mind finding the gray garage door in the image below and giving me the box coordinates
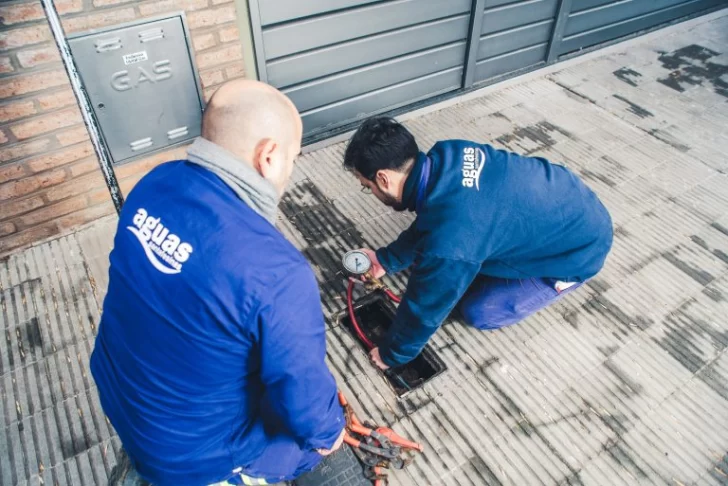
[473,0,560,84]
[251,0,472,137]
[248,0,722,139]
[556,0,726,56]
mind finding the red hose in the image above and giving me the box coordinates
[347,278,375,349]
[347,278,402,349]
[383,288,401,303]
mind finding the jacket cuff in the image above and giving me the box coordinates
[303,406,345,451]
[375,247,397,274]
[379,344,409,368]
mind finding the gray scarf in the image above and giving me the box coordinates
[187,138,279,224]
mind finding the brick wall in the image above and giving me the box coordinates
[0,0,248,256]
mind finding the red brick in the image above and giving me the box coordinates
[225,64,245,79]
[10,107,82,140]
[187,5,236,30]
[218,25,239,43]
[200,69,224,89]
[37,89,76,111]
[44,170,104,201]
[87,187,109,206]
[0,100,36,123]
[0,167,67,201]
[0,221,16,237]
[193,33,216,52]
[16,45,60,69]
[57,0,84,14]
[0,138,52,163]
[138,0,208,16]
[0,57,13,74]
[0,162,26,184]
[0,25,51,50]
[0,1,79,25]
[0,70,68,99]
[55,200,113,231]
[93,0,134,7]
[196,45,242,70]
[56,125,89,146]
[0,194,44,219]
[0,223,57,256]
[62,8,136,34]
[120,174,143,196]
[26,142,93,172]
[15,194,88,227]
[0,2,44,26]
[68,157,98,177]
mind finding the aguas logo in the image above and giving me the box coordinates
[127,208,193,274]
[462,147,486,190]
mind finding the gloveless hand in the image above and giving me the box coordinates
[369,347,390,370]
[359,248,386,279]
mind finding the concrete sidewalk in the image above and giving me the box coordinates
[2,10,728,486]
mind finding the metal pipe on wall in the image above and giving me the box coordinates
[39,0,125,214]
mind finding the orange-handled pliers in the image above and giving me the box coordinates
[339,391,399,459]
[338,391,424,451]
[365,465,389,486]
[338,390,423,485]
[374,427,424,453]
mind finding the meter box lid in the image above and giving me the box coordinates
[68,14,204,165]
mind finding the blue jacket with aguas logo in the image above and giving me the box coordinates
[90,161,343,485]
[376,140,613,366]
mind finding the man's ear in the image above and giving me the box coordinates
[375,170,389,190]
[253,138,277,175]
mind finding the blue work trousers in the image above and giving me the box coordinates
[460,276,583,330]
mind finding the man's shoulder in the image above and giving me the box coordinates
[117,161,306,281]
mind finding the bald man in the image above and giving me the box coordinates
[91,81,344,486]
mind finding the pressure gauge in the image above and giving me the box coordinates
[342,250,372,275]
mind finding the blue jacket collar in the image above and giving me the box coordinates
[401,152,430,212]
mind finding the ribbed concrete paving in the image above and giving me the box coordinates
[2,11,727,486]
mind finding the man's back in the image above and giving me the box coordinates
[91,161,340,485]
[420,140,613,282]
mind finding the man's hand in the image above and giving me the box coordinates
[369,347,390,370]
[317,428,345,456]
[360,248,386,279]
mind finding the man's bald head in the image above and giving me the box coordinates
[202,80,302,162]
[201,80,303,195]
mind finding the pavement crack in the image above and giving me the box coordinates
[549,79,599,105]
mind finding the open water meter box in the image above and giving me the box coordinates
[68,14,204,165]
[338,292,446,397]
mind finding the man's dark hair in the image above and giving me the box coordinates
[343,117,418,180]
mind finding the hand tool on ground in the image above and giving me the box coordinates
[338,390,423,485]
[373,427,425,453]
[364,465,389,486]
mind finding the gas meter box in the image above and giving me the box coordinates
[68,14,204,165]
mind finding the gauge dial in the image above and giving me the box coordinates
[342,250,372,275]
